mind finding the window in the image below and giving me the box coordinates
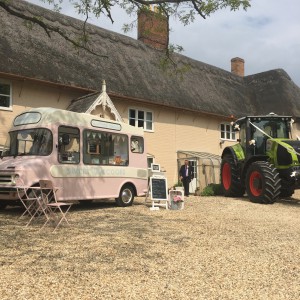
[220,123,236,141]
[129,109,153,131]
[2,128,53,157]
[58,126,80,164]
[147,157,154,169]
[83,130,129,165]
[131,136,144,153]
[0,81,11,109]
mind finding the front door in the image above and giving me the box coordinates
[189,160,197,194]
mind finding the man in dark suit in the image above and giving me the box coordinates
[179,159,194,197]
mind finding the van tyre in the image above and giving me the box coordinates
[221,154,245,197]
[246,161,281,204]
[116,185,134,207]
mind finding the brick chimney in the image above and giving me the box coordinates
[137,8,168,50]
[231,57,245,77]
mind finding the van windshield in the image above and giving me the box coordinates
[2,128,53,157]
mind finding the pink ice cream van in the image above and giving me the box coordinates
[0,107,148,209]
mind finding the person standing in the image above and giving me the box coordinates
[179,159,193,197]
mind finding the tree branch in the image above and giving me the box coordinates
[0,1,108,58]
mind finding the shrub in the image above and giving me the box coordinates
[200,183,223,196]
[173,181,183,188]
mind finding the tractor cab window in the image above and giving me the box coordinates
[251,119,289,139]
[250,119,289,154]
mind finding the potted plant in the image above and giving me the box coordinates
[173,181,184,192]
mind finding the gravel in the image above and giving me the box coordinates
[0,193,300,300]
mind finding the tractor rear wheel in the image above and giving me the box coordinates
[221,154,245,197]
[280,188,294,198]
[246,161,281,204]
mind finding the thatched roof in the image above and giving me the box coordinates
[1,0,300,118]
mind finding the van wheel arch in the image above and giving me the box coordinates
[115,183,136,207]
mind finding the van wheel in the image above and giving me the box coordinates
[116,185,134,207]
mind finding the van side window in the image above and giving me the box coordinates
[131,136,144,153]
[58,126,80,164]
[83,130,128,165]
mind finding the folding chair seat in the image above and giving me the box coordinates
[39,180,73,232]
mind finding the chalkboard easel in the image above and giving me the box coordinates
[148,175,168,210]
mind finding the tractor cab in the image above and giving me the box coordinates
[234,114,291,157]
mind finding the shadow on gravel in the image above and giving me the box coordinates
[226,195,300,207]
[276,197,300,207]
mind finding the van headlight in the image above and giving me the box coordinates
[11,174,19,186]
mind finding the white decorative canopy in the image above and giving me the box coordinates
[85,80,123,122]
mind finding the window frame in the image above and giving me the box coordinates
[58,126,80,164]
[220,122,236,141]
[128,108,154,132]
[0,79,12,110]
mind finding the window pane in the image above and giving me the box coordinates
[138,120,144,128]
[146,121,152,130]
[129,119,135,127]
[146,112,152,121]
[147,158,154,168]
[58,126,80,164]
[0,84,10,95]
[221,124,225,131]
[221,132,225,139]
[129,109,135,118]
[226,124,230,132]
[138,111,144,120]
[232,132,236,140]
[131,136,144,153]
[226,132,230,139]
[0,95,10,107]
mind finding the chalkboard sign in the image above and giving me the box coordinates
[150,176,168,201]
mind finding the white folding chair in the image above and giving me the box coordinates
[39,180,73,232]
[16,186,46,227]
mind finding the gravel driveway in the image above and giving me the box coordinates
[0,193,299,300]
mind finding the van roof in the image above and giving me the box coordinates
[12,107,144,136]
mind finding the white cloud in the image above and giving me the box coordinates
[25,0,300,86]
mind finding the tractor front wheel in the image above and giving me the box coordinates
[246,161,281,204]
[221,155,245,197]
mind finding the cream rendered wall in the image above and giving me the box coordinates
[3,78,299,191]
[0,77,86,146]
[113,98,232,188]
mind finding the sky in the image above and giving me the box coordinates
[26,0,300,87]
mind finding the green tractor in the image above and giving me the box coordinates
[221,113,300,204]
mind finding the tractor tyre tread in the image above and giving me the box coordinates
[221,154,245,197]
[246,161,281,204]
